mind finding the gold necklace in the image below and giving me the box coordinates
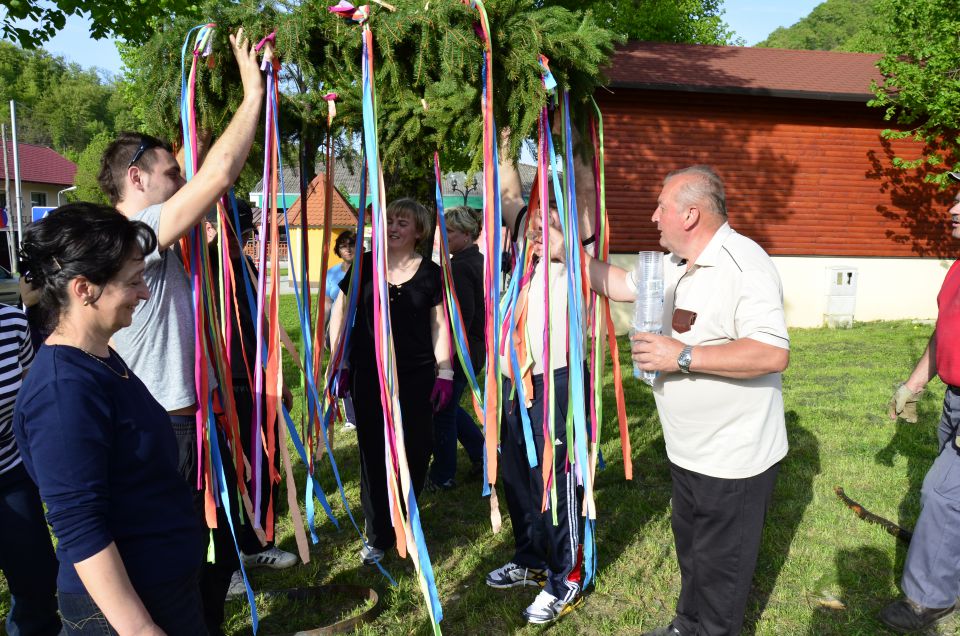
[77,347,129,380]
[387,254,420,285]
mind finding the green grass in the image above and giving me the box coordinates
[4,315,960,635]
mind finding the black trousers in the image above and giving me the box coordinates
[172,416,240,636]
[669,461,780,636]
[231,381,282,554]
[501,367,585,601]
[0,464,61,636]
[352,364,435,551]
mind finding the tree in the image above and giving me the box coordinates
[2,0,201,48]
[121,0,618,202]
[547,0,739,45]
[0,41,129,157]
[868,0,960,182]
[757,0,886,53]
[71,131,113,205]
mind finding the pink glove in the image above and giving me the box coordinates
[430,377,453,413]
[331,368,350,398]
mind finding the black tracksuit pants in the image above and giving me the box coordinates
[501,366,585,601]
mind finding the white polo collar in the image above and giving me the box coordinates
[690,222,734,268]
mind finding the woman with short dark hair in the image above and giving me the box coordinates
[325,230,359,431]
[13,202,206,635]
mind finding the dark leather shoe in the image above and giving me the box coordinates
[641,625,682,636]
[880,598,956,633]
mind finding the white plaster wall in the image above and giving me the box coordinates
[605,253,953,333]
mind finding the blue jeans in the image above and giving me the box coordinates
[58,570,206,635]
[0,463,60,636]
[429,377,484,484]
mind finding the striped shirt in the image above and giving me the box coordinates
[0,304,35,476]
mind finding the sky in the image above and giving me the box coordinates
[10,1,826,76]
[724,0,824,46]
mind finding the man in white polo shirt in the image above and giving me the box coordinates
[579,165,789,636]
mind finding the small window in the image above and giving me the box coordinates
[30,192,46,207]
[0,191,6,208]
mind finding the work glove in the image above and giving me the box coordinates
[330,368,350,399]
[888,382,921,423]
[431,377,453,413]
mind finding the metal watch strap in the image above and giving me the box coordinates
[678,345,693,374]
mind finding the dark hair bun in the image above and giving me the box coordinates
[18,202,157,330]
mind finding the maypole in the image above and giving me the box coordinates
[329,2,443,630]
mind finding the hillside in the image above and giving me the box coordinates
[756,0,886,53]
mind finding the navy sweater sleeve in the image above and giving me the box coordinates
[19,377,114,564]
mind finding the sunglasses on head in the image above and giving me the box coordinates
[127,139,160,169]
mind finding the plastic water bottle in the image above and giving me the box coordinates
[631,251,663,386]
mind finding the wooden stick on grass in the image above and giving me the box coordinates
[834,486,913,545]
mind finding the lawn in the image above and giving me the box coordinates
[2,315,957,635]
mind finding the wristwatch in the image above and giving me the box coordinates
[677,345,693,374]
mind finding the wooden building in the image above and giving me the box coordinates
[598,42,954,328]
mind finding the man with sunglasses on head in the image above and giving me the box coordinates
[95,29,273,636]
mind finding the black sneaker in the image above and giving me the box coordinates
[485,561,547,588]
[425,477,456,493]
[880,598,956,633]
[468,459,484,480]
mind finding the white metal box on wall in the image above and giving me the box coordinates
[825,266,858,328]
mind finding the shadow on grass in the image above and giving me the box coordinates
[875,407,940,578]
[806,546,893,636]
[743,411,820,635]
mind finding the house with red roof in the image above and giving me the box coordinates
[282,173,360,283]
[0,141,77,215]
[597,42,950,328]
[0,142,76,270]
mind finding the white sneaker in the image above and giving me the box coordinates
[226,570,246,600]
[523,589,582,624]
[241,546,298,569]
[360,544,384,565]
[342,421,356,431]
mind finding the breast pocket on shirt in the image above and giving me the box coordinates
[672,308,698,334]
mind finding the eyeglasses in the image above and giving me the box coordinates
[127,139,158,169]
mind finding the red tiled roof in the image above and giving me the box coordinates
[0,141,76,186]
[281,173,357,228]
[605,42,883,101]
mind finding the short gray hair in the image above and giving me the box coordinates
[664,165,727,219]
[445,206,481,241]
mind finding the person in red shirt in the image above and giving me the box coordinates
[883,172,960,633]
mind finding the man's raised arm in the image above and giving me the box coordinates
[157,29,270,250]
[499,130,527,235]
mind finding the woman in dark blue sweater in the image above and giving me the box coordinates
[13,203,205,635]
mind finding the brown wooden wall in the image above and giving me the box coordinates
[595,89,956,258]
